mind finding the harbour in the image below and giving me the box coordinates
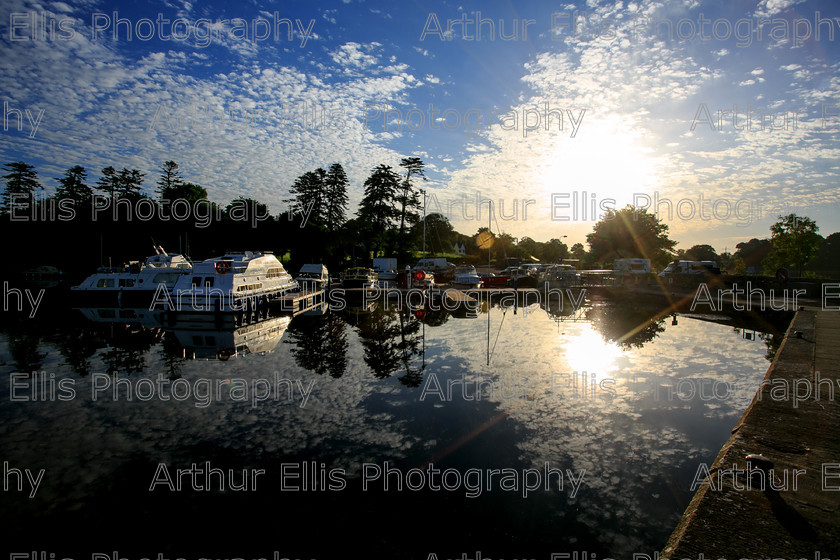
[0,274,804,556]
[3,0,840,553]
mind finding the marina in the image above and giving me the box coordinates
[3,0,840,554]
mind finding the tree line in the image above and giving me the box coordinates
[2,160,837,278]
[0,157,439,275]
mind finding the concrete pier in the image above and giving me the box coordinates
[661,308,840,557]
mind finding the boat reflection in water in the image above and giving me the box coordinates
[75,306,292,361]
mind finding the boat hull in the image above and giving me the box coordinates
[70,287,170,308]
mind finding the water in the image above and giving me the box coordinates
[0,287,788,558]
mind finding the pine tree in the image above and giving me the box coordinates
[55,165,92,207]
[156,160,184,200]
[397,157,424,234]
[357,164,400,255]
[397,157,425,254]
[323,163,349,233]
[358,164,400,230]
[1,161,43,215]
[96,166,118,200]
[115,168,146,200]
[288,168,326,228]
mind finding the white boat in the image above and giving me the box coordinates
[71,245,192,305]
[374,268,398,282]
[168,251,298,312]
[449,264,483,289]
[372,258,398,282]
[295,264,329,291]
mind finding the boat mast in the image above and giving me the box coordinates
[421,189,426,258]
[487,199,491,366]
[488,200,492,270]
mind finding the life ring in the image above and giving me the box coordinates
[215,260,231,274]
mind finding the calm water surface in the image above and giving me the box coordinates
[0,287,788,558]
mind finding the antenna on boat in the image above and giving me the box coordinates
[151,238,166,256]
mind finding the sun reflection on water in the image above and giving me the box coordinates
[561,325,624,381]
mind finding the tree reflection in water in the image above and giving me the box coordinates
[586,302,667,348]
[353,304,426,386]
[285,314,348,378]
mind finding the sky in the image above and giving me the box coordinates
[1,0,839,253]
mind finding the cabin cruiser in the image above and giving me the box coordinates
[340,267,377,291]
[168,251,298,312]
[372,259,398,282]
[295,264,329,291]
[449,264,483,289]
[71,245,192,306]
[374,268,397,282]
[539,264,581,288]
[504,266,538,288]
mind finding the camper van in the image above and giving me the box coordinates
[613,258,651,275]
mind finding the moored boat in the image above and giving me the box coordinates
[478,271,509,288]
[295,264,329,291]
[449,264,483,289]
[168,251,298,312]
[71,245,192,306]
[340,267,377,291]
[539,264,581,288]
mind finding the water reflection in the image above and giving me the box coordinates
[46,294,788,381]
[285,312,349,378]
[0,288,793,557]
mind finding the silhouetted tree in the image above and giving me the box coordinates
[586,206,676,269]
[357,164,400,256]
[156,160,185,200]
[323,163,349,233]
[55,165,93,209]
[1,161,42,215]
[763,214,822,276]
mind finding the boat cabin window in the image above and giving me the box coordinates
[266,268,285,278]
[118,278,136,288]
[153,273,180,284]
[236,283,263,292]
[96,279,115,288]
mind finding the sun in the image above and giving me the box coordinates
[533,115,664,225]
